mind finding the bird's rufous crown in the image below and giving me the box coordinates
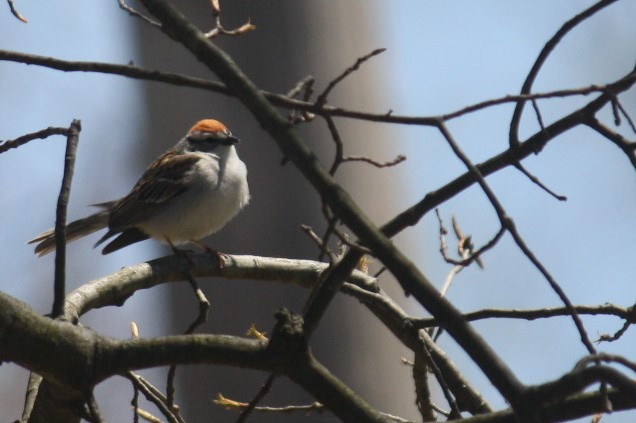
[188,119,228,135]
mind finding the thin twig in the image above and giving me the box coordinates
[19,373,43,422]
[597,320,632,343]
[216,393,324,414]
[166,271,210,411]
[0,126,70,154]
[6,0,27,22]
[318,205,338,261]
[586,118,636,169]
[411,303,636,329]
[325,115,345,175]
[614,97,636,134]
[316,48,386,106]
[575,354,636,373]
[204,0,254,39]
[236,374,277,423]
[117,0,160,26]
[136,408,163,423]
[342,154,406,168]
[509,0,620,146]
[514,163,568,201]
[286,76,315,123]
[531,98,548,141]
[418,335,462,419]
[131,378,140,423]
[436,121,597,356]
[436,210,500,270]
[300,224,326,249]
[52,120,81,318]
[300,224,336,261]
[127,373,180,423]
[286,75,315,99]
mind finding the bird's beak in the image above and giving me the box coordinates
[226,135,240,145]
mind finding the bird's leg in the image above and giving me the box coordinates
[189,240,227,269]
[167,238,196,265]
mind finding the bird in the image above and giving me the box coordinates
[29,118,249,257]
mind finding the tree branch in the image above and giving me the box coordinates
[508,0,621,146]
[52,120,81,318]
[62,254,378,322]
[1,290,389,423]
[0,125,70,154]
[138,0,527,408]
[411,303,636,328]
[381,67,636,238]
[1,49,633,129]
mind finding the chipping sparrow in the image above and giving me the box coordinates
[29,119,249,256]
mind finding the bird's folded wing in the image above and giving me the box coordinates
[108,151,201,230]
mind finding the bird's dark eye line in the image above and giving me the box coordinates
[189,134,221,142]
[188,132,238,146]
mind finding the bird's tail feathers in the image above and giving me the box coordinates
[28,211,110,257]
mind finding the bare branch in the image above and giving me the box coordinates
[509,0,621,146]
[380,69,636,240]
[514,162,568,201]
[597,319,632,343]
[342,154,406,168]
[412,349,435,421]
[614,96,636,134]
[1,49,634,129]
[586,117,636,169]
[204,0,254,39]
[52,120,81,318]
[300,224,337,262]
[0,126,69,154]
[19,373,43,422]
[117,0,160,26]
[236,374,277,423]
[62,254,379,322]
[166,271,209,413]
[575,354,636,374]
[126,373,180,423]
[316,48,386,106]
[6,0,27,22]
[215,393,324,414]
[438,121,598,356]
[411,303,636,329]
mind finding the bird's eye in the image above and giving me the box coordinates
[188,130,238,146]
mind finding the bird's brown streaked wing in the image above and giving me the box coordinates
[108,151,201,230]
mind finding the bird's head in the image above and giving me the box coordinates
[185,119,240,152]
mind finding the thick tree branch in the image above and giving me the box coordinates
[62,254,378,322]
[0,291,388,423]
[64,251,493,416]
[450,389,635,423]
